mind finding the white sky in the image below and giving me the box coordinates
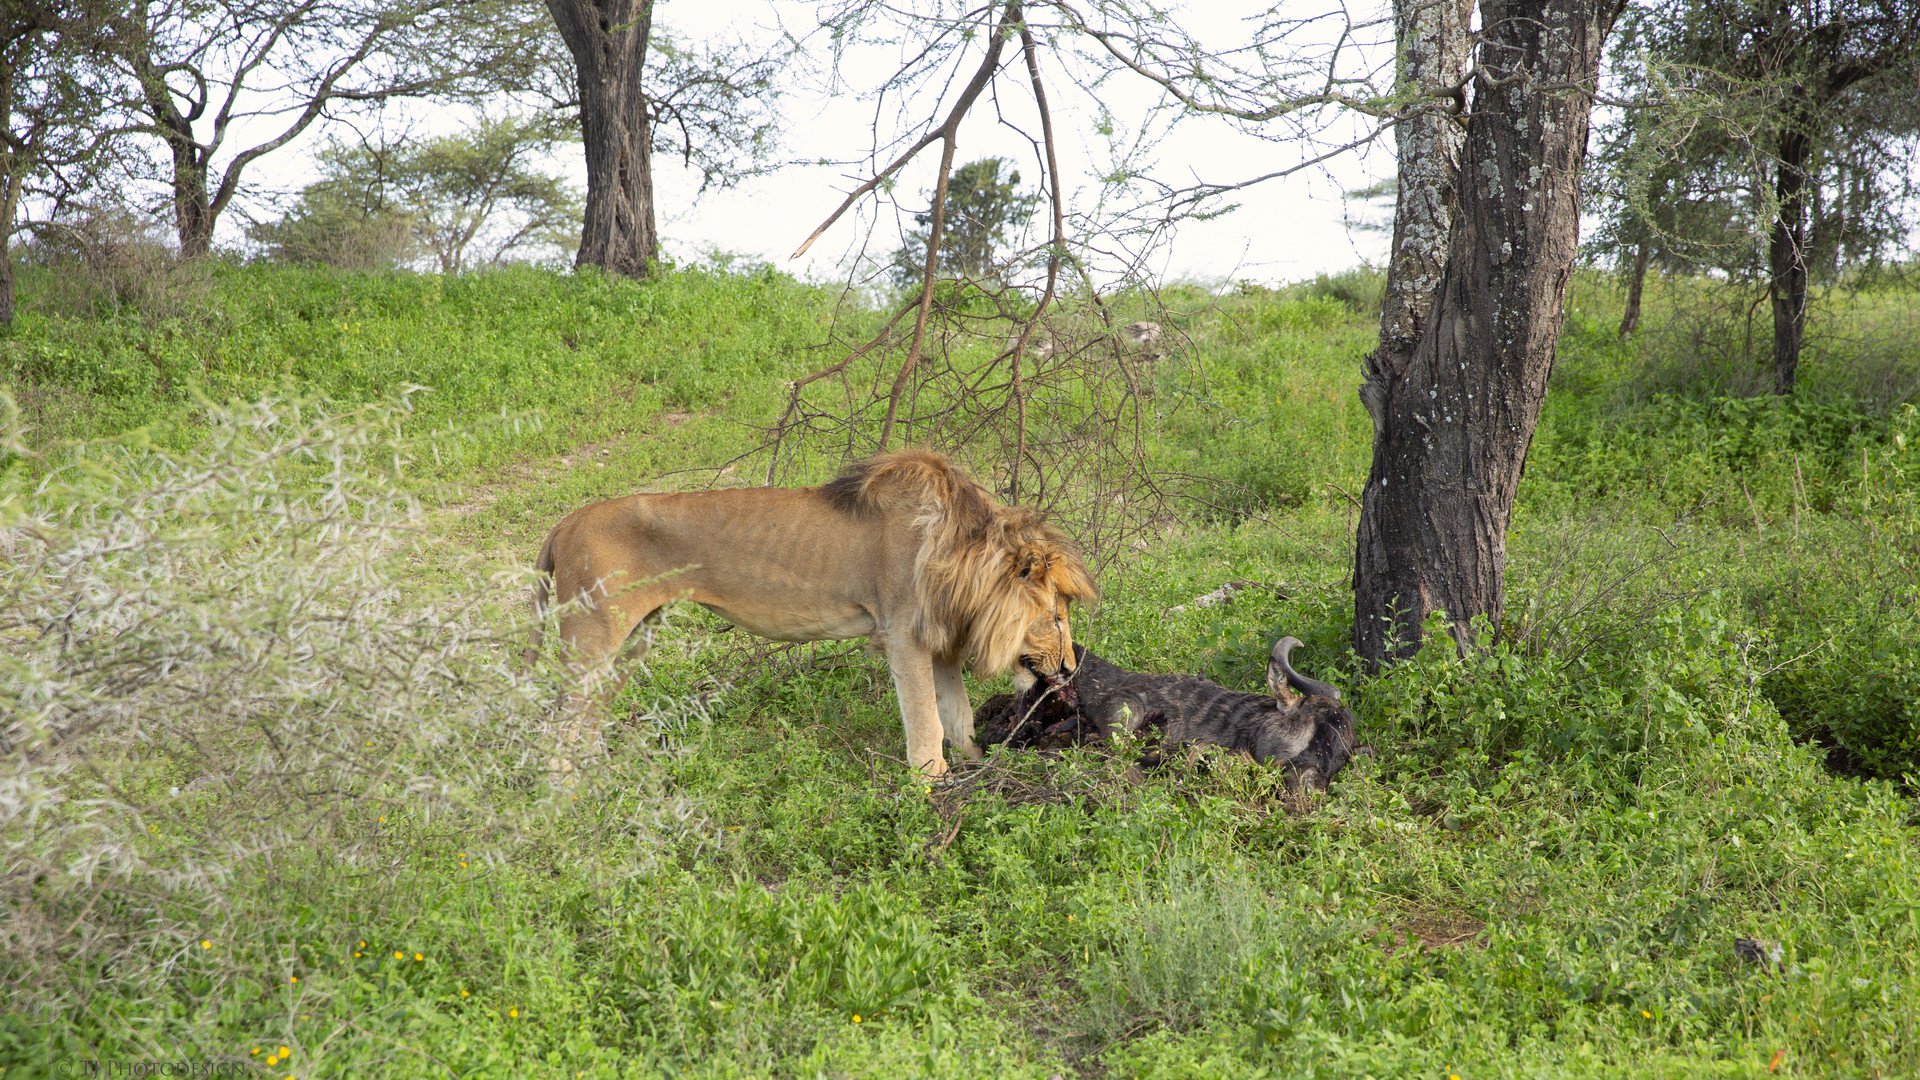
[234,0,1398,286]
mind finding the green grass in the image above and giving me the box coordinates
[4,262,1919,1078]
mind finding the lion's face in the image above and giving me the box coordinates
[1013,596,1077,689]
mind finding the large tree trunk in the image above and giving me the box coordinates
[1768,126,1811,395]
[0,240,13,325]
[545,0,658,278]
[1373,0,1473,360]
[1354,0,1622,666]
[128,42,217,259]
[0,57,16,326]
[170,141,213,259]
[1619,237,1650,336]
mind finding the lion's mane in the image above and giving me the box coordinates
[820,451,1096,674]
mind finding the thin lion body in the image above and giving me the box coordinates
[531,450,1095,776]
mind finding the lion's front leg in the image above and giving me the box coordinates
[932,658,980,760]
[886,640,948,778]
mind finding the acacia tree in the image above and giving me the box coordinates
[0,0,111,322]
[539,1,780,277]
[889,156,1038,287]
[104,0,542,259]
[248,117,580,272]
[1353,0,1626,665]
[1620,0,1920,393]
[541,0,655,277]
[385,115,580,273]
[1586,107,1764,335]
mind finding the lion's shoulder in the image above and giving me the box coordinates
[816,449,993,523]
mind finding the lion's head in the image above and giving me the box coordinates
[825,450,1096,678]
[956,533,1095,679]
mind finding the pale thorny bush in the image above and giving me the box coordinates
[1078,860,1372,1044]
[0,392,692,1009]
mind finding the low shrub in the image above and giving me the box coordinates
[1760,405,1920,780]
[0,392,689,1023]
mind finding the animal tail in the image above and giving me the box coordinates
[526,526,558,667]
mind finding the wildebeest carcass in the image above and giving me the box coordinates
[974,637,1358,791]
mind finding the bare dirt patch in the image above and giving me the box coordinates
[1383,905,1485,954]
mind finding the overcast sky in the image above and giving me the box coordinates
[239,0,1400,287]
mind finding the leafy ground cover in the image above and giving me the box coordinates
[3,262,1918,1078]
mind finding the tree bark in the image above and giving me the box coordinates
[0,48,17,326]
[545,0,658,278]
[1768,126,1810,395]
[168,136,213,259]
[1354,0,1623,666]
[0,163,19,325]
[1619,237,1650,335]
[124,24,216,259]
[1374,0,1473,361]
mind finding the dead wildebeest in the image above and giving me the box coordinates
[974,637,1358,791]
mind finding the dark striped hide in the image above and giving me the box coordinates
[975,637,1358,791]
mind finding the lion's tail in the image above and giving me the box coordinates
[527,526,558,667]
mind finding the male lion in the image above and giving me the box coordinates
[530,450,1096,776]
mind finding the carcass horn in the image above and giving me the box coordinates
[1270,636,1341,701]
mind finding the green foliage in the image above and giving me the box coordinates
[248,117,583,273]
[1299,264,1386,316]
[601,879,949,1046]
[1079,861,1371,1043]
[1759,405,1920,779]
[3,262,1919,1077]
[890,157,1040,287]
[0,262,835,465]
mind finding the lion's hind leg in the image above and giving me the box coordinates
[549,577,674,781]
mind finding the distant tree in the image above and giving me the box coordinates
[249,116,580,272]
[244,139,417,270]
[538,0,780,278]
[1608,0,1920,392]
[103,0,545,259]
[1587,107,1764,335]
[384,116,579,273]
[889,156,1037,288]
[1,0,113,323]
